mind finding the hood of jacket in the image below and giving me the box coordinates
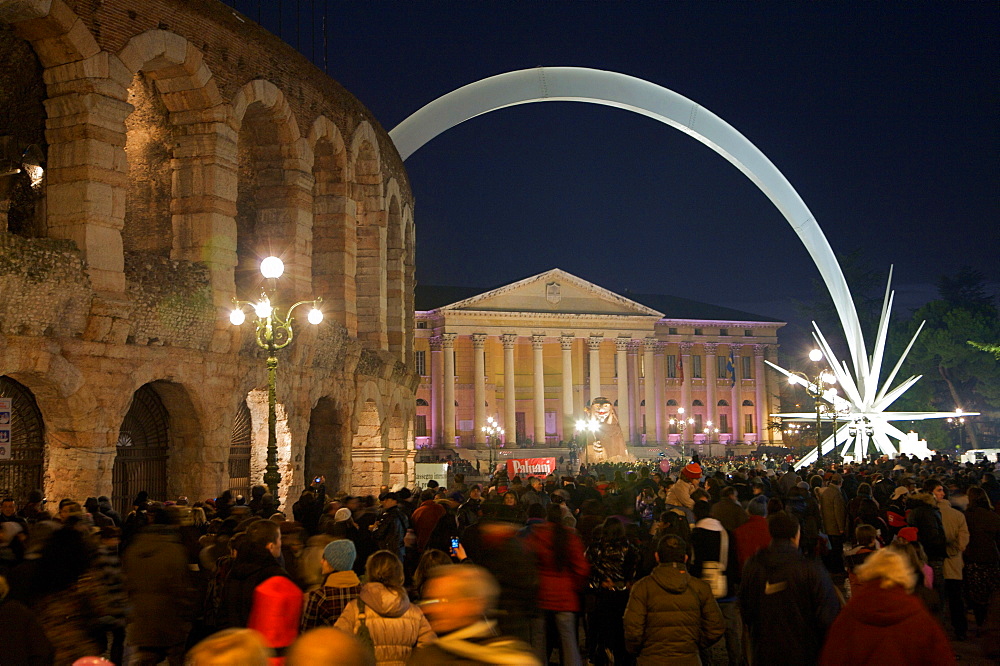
[359,581,411,617]
[650,562,691,594]
[907,492,937,508]
[848,583,923,627]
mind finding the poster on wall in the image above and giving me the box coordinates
[0,398,11,460]
[414,462,449,488]
[506,457,557,478]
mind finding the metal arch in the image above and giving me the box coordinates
[389,67,866,371]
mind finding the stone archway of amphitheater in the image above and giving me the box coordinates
[389,67,866,365]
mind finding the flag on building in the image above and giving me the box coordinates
[727,349,736,386]
[678,349,684,384]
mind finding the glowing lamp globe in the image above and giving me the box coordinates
[229,309,246,326]
[307,308,324,325]
[254,300,273,319]
[808,349,824,363]
[260,256,284,279]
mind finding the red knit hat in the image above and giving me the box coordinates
[897,526,919,543]
[681,463,702,480]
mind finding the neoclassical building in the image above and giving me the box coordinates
[414,269,786,455]
[0,0,417,508]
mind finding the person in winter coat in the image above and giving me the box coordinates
[818,474,848,574]
[930,480,970,639]
[219,519,290,629]
[522,504,590,666]
[623,534,724,665]
[963,486,1000,630]
[123,507,197,665]
[818,548,954,665]
[689,500,741,666]
[710,486,748,533]
[372,493,409,561]
[301,539,362,630]
[785,483,821,558]
[906,486,948,594]
[739,512,841,666]
[585,516,640,665]
[407,564,540,666]
[334,550,434,665]
[0,574,53,666]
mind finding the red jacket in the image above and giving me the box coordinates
[523,522,590,611]
[410,500,446,551]
[819,582,954,666]
[733,515,770,569]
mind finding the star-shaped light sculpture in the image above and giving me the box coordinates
[767,268,979,467]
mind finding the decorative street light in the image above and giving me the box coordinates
[946,409,968,450]
[669,407,696,459]
[481,415,504,477]
[575,416,600,467]
[230,257,323,498]
[787,348,838,466]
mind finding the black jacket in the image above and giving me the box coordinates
[739,541,840,665]
[218,549,289,629]
[373,505,408,559]
[906,493,947,560]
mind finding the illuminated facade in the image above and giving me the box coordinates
[413,269,785,455]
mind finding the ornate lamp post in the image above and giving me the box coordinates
[946,409,967,450]
[669,407,696,459]
[575,417,600,467]
[230,257,323,498]
[481,415,504,477]
[787,348,838,467]
[703,422,720,454]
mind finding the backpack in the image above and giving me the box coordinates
[354,598,377,661]
[700,528,729,598]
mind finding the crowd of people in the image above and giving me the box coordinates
[1,452,999,665]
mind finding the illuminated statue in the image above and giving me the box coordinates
[585,397,631,462]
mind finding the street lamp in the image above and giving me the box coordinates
[703,422,720,454]
[230,256,323,498]
[482,415,504,477]
[575,417,600,466]
[946,409,967,450]
[669,407,696,459]
[788,348,837,467]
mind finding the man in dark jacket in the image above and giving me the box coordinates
[623,534,724,665]
[710,486,748,533]
[906,486,948,595]
[218,519,289,629]
[372,492,408,560]
[739,512,840,666]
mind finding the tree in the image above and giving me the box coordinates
[891,269,1000,449]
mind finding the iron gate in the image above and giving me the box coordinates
[112,384,169,515]
[0,376,44,503]
[228,401,252,498]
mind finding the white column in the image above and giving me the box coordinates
[473,334,487,446]
[680,342,692,420]
[643,338,657,444]
[616,337,630,443]
[754,344,768,444]
[704,343,717,432]
[430,336,442,445]
[654,341,666,442]
[560,335,575,440]
[730,344,743,442]
[588,335,603,405]
[502,334,517,443]
[532,335,546,445]
[442,333,456,446]
[627,340,640,443]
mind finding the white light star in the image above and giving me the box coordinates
[767,268,978,467]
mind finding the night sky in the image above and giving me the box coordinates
[238,1,998,336]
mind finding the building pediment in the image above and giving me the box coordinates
[438,269,663,318]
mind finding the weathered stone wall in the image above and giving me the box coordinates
[0,233,90,336]
[0,0,418,503]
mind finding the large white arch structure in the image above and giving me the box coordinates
[389,66,868,375]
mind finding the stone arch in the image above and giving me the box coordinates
[2,0,101,69]
[308,115,356,334]
[0,375,45,502]
[231,79,313,301]
[116,28,231,292]
[390,67,867,370]
[666,399,678,406]
[402,204,416,365]
[385,179,405,358]
[306,395,351,494]
[742,400,754,406]
[350,121,386,348]
[718,399,729,407]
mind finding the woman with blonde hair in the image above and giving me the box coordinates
[186,628,271,666]
[819,548,954,665]
[335,550,434,665]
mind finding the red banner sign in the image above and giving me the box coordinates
[506,457,557,477]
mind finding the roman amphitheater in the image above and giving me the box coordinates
[0,0,418,509]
